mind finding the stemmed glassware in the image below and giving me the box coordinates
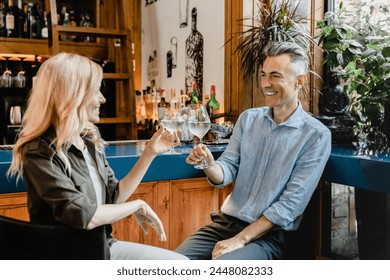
[188,104,211,169]
[1,56,13,88]
[160,108,184,154]
[14,57,26,88]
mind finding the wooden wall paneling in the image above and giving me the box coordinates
[224,0,243,124]
[0,193,29,221]
[111,182,162,247]
[169,178,221,250]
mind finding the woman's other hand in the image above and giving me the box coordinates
[133,200,167,241]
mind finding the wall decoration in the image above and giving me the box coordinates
[185,7,203,100]
[170,36,178,68]
[147,50,159,84]
[166,50,173,78]
[145,0,160,7]
[142,0,224,107]
[179,0,189,28]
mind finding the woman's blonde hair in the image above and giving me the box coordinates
[7,52,105,181]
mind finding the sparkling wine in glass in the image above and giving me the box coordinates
[188,104,211,169]
[160,111,184,154]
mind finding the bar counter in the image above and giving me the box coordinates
[1,142,390,194]
[0,141,227,194]
[321,144,390,193]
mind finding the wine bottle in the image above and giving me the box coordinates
[191,81,199,104]
[15,0,23,38]
[5,0,15,37]
[206,85,220,122]
[0,1,6,37]
[40,10,48,39]
[61,12,71,41]
[22,3,29,38]
[185,7,203,101]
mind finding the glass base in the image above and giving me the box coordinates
[164,148,181,154]
[194,161,210,169]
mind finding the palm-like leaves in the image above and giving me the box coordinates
[234,0,316,77]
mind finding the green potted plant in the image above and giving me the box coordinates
[317,3,390,153]
[233,0,317,78]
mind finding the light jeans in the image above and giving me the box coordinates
[110,240,188,260]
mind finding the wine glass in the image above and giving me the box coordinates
[1,56,13,88]
[188,104,211,169]
[160,110,184,154]
[14,57,26,88]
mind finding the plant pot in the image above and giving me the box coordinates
[383,101,390,143]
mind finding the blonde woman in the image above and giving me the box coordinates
[7,52,187,260]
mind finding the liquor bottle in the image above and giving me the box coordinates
[30,2,41,39]
[15,0,23,37]
[40,10,48,39]
[69,8,78,41]
[185,7,203,101]
[5,0,15,37]
[22,3,28,38]
[190,81,199,104]
[0,1,6,37]
[206,85,220,122]
[82,10,94,42]
[158,88,167,120]
[28,3,37,39]
[61,12,71,41]
[170,88,179,112]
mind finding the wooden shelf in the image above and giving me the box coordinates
[0,37,107,59]
[103,73,131,80]
[98,117,135,124]
[56,26,128,38]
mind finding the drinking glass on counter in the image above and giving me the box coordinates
[160,111,185,154]
[188,104,211,169]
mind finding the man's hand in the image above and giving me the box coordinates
[211,236,246,259]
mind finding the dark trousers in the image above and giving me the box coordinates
[175,211,285,260]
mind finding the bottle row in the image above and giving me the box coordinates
[0,0,94,42]
[135,83,220,126]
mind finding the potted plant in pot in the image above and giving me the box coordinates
[316,3,390,154]
[315,4,363,144]
[232,0,317,81]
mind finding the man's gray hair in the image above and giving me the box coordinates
[263,42,309,76]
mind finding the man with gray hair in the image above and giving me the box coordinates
[176,41,331,260]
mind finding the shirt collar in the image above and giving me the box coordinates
[265,102,304,129]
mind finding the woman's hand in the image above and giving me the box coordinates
[145,125,179,155]
[133,200,167,241]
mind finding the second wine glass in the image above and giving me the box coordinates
[160,110,184,154]
[188,104,211,169]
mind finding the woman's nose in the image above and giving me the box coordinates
[99,92,106,104]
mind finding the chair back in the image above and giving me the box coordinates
[0,215,108,260]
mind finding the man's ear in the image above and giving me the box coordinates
[296,74,307,89]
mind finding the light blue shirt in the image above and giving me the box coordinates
[211,103,331,230]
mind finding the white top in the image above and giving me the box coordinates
[82,147,105,205]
